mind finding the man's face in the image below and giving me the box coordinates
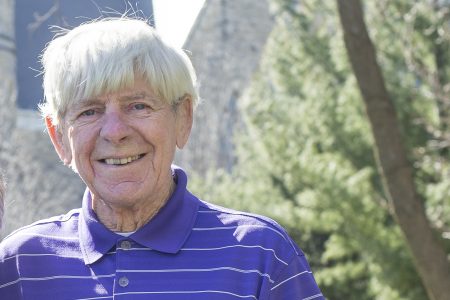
[49,78,192,208]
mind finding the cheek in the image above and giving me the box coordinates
[64,129,78,171]
[67,128,78,156]
[157,125,178,149]
[58,128,73,166]
[68,129,95,170]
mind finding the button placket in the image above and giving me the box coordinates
[115,240,132,292]
[120,240,132,250]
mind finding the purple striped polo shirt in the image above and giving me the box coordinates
[0,167,324,299]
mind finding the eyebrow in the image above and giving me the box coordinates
[74,91,157,108]
[71,98,101,111]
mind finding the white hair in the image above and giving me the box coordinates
[39,17,199,125]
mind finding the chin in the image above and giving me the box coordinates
[95,184,144,203]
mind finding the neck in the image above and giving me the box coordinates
[92,180,175,232]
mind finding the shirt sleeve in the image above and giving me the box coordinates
[0,246,22,299]
[268,254,325,300]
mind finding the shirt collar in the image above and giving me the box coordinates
[78,166,199,265]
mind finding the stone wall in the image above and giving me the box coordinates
[175,0,274,175]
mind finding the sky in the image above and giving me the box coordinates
[153,0,206,47]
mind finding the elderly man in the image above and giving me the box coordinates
[0,18,323,299]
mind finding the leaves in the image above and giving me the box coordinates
[189,0,450,299]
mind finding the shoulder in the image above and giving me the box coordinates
[0,209,81,259]
[197,200,295,238]
[196,200,303,257]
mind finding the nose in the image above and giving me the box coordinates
[99,110,132,144]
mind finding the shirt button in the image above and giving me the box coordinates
[118,276,129,287]
[120,240,131,249]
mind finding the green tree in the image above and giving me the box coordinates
[190,0,450,299]
[337,0,450,298]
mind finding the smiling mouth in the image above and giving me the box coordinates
[100,154,145,166]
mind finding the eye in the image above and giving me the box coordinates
[80,109,96,117]
[133,103,147,110]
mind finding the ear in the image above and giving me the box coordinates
[45,116,72,165]
[175,95,193,149]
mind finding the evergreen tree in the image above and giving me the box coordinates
[190,0,450,299]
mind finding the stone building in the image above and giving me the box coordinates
[176,0,274,175]
[0,0,18,234]
[0,0,16,166]
[0,0,275,237]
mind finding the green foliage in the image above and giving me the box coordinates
[189,0,450,299]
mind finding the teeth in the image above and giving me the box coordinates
[104,155,140,165]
